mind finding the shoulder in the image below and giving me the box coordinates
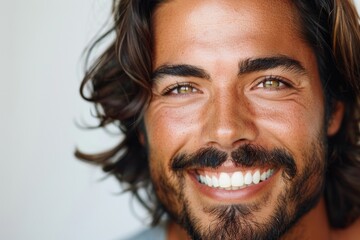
[331,218,360,240]
[120,223,167,240]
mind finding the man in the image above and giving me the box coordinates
[77,0,360,239]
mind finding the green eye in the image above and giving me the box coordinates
[163,83,199,95]
[257,76,288,89]
[176,85,195,94]
[262,79,282,88]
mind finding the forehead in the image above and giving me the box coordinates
[152,0,307,68]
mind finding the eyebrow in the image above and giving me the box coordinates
[238,56,306,75]
[151,56,307,82]
[152,64,210,82]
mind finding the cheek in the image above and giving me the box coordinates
[145,106,194,217]
[148,145,185,218]
[252,98,325,157]
[144,102,204,159]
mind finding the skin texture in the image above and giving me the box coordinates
[144,0,346,239]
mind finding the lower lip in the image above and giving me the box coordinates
[188,170,278,202]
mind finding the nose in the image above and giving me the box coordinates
[202,86,258,150]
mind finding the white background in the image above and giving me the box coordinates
[0,1,145,240]
[1,1,359,240]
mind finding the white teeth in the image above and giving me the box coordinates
[203,175,208,185]
[198,169,275,190]
[200,175,205,184]
[244,172,252,185]
[253,170,260,184]
[231,172,244,187]
[206,175,212,187]
[212,176,219,187]
[219,173,231,188]
[260,171,267,181]
[266,169,271,178]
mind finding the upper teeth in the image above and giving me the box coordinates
[198,169,274,190]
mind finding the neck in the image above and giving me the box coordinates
[167,221,189,240]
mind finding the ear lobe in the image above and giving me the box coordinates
[327,101,345,136]
[138,131,146,145]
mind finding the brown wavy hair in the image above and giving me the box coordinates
[76,0,360,228]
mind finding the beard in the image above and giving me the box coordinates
[150,135,326,240]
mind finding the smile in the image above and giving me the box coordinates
[196,169,275,190]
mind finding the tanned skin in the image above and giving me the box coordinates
[143,0,360,239]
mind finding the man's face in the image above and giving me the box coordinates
[144,0,338,239]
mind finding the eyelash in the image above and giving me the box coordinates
[161,82,198,96]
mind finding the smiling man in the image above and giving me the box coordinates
[77,0,360,239]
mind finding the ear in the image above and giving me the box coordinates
[137,120,147,146]
[138,131,146,145]
[327,101,345,136]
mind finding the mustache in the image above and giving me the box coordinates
[171,144,297,179]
